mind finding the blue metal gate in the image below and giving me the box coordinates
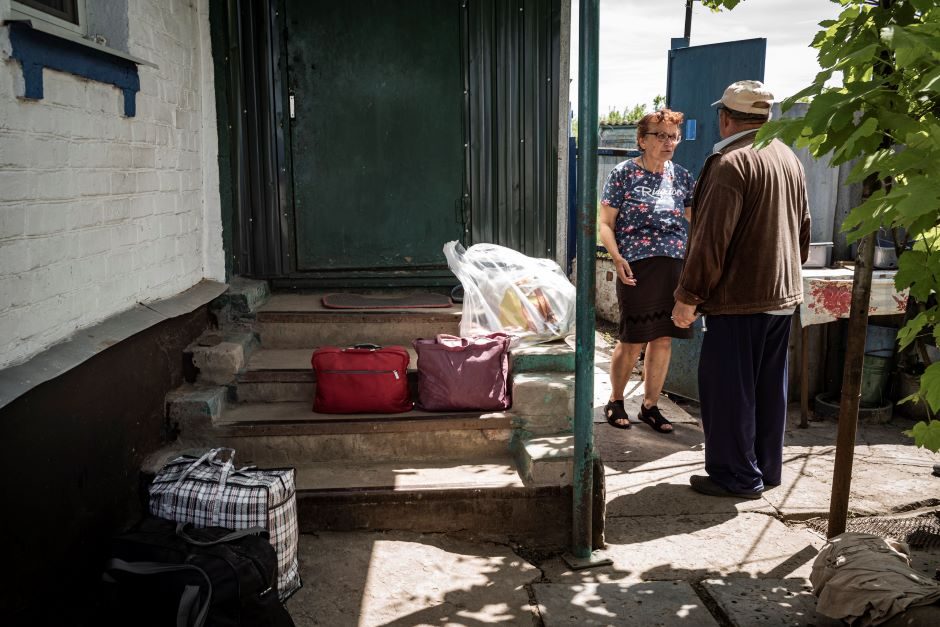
[663,37,766,400]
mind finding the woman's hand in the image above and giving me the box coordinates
[614,257,636,286]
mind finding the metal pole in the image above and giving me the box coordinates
[571,0,600,560]
[827,233,875,537]
[684,1,693,41]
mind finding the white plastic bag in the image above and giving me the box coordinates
[443,241,576,346]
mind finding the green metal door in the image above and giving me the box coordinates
[285,0,465,273]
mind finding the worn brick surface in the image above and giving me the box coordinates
[0,0,223,368]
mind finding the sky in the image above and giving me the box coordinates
[570,0,845,117]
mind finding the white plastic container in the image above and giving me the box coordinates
[803,242,833,268]
[873,244,898,269]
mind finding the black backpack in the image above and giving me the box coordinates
[98,516,294,627]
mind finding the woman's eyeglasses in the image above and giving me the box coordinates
[644,132,682,144]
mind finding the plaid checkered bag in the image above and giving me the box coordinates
[148,448,301,601]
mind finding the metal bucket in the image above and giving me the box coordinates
[860,349,893,406]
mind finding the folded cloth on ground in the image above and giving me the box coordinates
[811,532,940,626]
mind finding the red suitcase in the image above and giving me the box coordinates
[311,344,412,413]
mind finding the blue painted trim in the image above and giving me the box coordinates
[8,22,140,117]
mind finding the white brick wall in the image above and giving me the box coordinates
[0,0,224,369]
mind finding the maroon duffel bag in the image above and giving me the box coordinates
[413,333,511,411]
[311,344,412,413]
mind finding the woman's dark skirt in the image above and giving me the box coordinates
[616,256,693,344]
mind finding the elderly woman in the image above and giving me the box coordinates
[599,108,694,433]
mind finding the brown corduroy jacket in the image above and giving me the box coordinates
[675,131,811,315]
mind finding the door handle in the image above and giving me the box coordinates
[289,92,296,120]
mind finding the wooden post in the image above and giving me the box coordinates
[827,0,894,538]
[800,325,810,428]
[827,234,875,537]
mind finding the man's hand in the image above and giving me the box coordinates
[671,301,698,328]
[614,257,636,286]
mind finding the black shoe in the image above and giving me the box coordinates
[637,404,673,434]
[604,400,632,429]
[690,475,762,500]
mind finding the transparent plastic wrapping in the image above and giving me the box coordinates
[443,241,576,346]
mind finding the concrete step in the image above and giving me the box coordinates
[513,434,575,487]
[256,294,461,349]
[141,447,571,546]
[510,371,574,435]
[210,277,271,326]
[231,343,575,407]
[172,400,514,464]
[293,456,570,544]
[232,347,420,403]
[185,330,260,385]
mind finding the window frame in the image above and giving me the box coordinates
[10,0,86,36]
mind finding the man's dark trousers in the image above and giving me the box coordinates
[698,313,791,494]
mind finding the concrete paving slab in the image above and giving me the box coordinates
[595,421,707,463]
[603,454,775,517]
[593,376,698,426]
[700,578,839,626]
[534,581,719,626]
[768,444,940,518]
[286,531,539,626]
[540,513,823,584]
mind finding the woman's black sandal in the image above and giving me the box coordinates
[605,400,632,429]
[638,405,673,434]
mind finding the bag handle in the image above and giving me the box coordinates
[433,333,511,350]
[103,559,212,627]
[170,448,235,492]
[350,343,382,350]
[210,456,234,526]
[175,522,268,546]
[435,334,470,349]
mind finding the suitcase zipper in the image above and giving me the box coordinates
[320,369,400,380]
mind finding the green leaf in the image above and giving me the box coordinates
[892,179,940,222]
[922,362,940,414]
[915,65,940,93]
[832,116,881,162]
[907,419,940,453]
[895,249,933,301]
[897,311,929,350]
[832,43,882,71]
[841,189,891,242]
[881,24,935,67]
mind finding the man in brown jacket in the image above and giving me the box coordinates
[671,80,811,499]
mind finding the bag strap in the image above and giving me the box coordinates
[177,585,204,627]
[210,457,234,526]
[175,522,268,546]
[103,559,212,627]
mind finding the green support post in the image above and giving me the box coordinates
[563,0,610,570]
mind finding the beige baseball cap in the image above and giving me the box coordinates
[712,80,774,117]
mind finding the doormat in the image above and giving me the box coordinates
[321,293,452,309]
[801,512,940,549]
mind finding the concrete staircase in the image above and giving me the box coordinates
[151,279,581,547]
